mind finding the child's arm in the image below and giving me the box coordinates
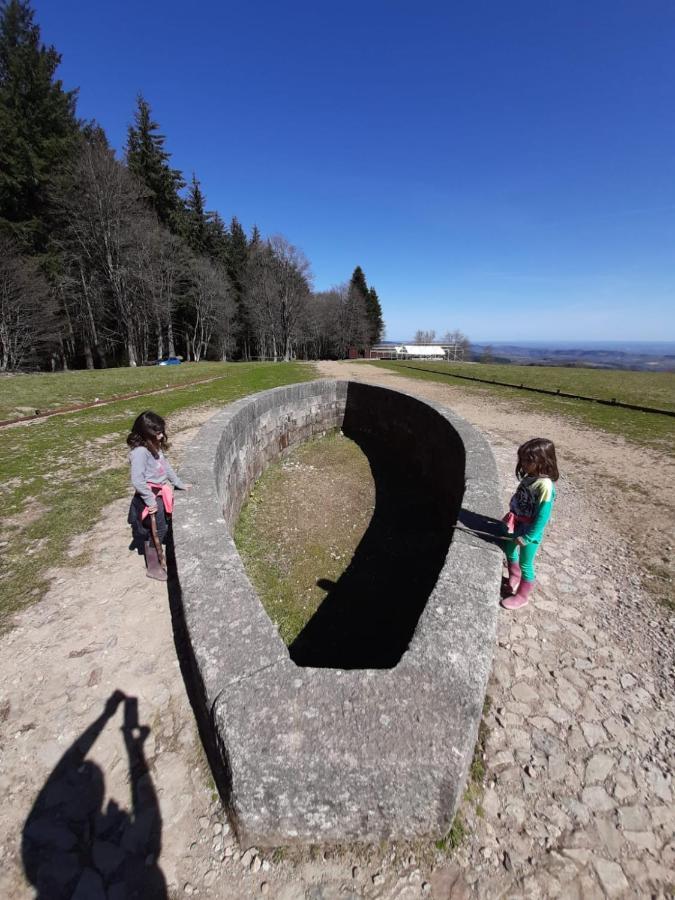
[162,455,186,490]
[130,448,158,510]
[518,481,554,545]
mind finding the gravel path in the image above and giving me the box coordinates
[0,361,672,899]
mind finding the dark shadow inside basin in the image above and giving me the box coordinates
[289,382,466,670]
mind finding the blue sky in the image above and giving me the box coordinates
[34,0,675,342]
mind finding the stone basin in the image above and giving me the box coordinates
[173,379,502,846]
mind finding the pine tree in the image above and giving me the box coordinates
[349,266,369,302]
[226,216,251,357]
[208,211,228,259]
[349,266,384,346]
[0,0,78,250]
[183,173,210,255]
[126,94,184,230]
[365,286,384,344]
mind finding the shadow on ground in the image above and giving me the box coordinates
[22,691,166,900]
[289,422,462,670]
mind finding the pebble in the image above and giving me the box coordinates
[372,872,385,886]
[261,883,269,895]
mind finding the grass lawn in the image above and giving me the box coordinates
[374,360,675,450]
[234,431,374,645]
[0,362,315,627]
[0,361,248,421]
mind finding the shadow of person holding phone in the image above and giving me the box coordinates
[22,691,166,899]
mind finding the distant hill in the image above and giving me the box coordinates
[468,342,675,372]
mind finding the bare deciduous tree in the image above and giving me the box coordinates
[0,237,55,370]
[442,329,471,359]
[55,137,149,366]
[183,257,233,362]
[414,329,436,344]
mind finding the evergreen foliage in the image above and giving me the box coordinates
[0,0,78,250]
[183,173,211,255]
[366,287,384,345]
[348,266,385,348]
[126,94,184,230]
[349,265,368,301]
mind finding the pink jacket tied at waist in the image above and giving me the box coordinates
[502,511,533,534]
[140,482,174,521]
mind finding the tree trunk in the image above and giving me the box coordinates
[167,319,176,357]
[83,341,94,370]
[156,322,164,360]
[128,339,138,367]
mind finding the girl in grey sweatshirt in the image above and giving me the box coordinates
[126,410,188,580]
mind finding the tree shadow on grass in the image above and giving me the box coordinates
[22,691,166,900]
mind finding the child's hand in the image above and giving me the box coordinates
[148,506,158,515]
[516,536,526,547]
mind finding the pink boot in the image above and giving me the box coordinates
[506,562,521,595]
[501,578,534,610]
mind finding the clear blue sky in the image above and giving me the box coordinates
[34,0,675,342]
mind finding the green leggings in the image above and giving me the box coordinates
[504,539,541,582]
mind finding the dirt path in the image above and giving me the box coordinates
[0,362,672,899]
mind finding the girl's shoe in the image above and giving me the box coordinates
[144,541,168,582]
[506,562,522,595]
[501,578,534,610]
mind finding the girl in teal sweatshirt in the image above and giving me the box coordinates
[501,438,559,610]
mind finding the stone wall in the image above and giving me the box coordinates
[174,380,502,846]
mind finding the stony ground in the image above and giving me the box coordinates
[0,361,672,899]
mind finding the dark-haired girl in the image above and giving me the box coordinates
[501,438,559,610]
[126,411,189,581]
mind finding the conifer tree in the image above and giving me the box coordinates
[126,94,184,230]
[0,0,78,250]
[349,266,383,346]
[226,216,251,357]
[183,173,210,255]
[365,286,384,344]
[349,266,369,302]
[208,211,228,260]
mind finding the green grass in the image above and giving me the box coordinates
[0,361,250,421]
[375,360,675,450]
[0,362,315,626]
[435,814,466,853]
[234,431,374,645]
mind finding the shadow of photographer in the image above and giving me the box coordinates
[22,691,166,899]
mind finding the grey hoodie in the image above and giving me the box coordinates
[129,446,185,508]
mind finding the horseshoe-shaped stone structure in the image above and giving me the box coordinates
[174,380,502,846]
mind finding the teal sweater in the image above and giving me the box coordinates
[509,475,556,545]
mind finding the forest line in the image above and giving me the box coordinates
[0,0,384,371]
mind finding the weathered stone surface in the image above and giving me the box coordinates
[584,754,615,784]
[174,380,502,844]
[592,858,629,897]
